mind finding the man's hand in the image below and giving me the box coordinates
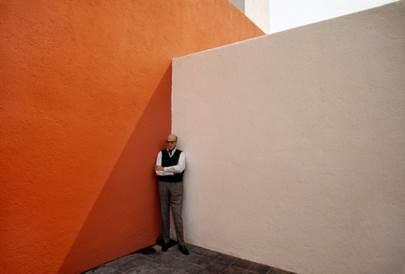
[155,165,164,171]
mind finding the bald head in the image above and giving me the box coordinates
[168,134,178,142]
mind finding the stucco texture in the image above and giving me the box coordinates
[173,3,405,274]
[0,1,263,273]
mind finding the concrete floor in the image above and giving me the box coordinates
[83,243,296,274]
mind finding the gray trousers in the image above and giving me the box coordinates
[158,181,184,246]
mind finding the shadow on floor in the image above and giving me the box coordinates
[83,243,296,274]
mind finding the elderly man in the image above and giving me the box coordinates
[155,134,189,255]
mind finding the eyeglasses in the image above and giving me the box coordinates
[166,140,176,144]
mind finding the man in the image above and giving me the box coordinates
[155,134,189,255]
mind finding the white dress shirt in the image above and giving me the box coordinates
[155,148,186,176]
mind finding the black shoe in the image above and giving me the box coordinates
[178,245,190,255]
[162,242,169,252]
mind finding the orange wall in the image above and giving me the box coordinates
[0,1,262,273]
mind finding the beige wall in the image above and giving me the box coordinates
[173,3,405,274]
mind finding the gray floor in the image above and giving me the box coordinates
[84,244,296,274]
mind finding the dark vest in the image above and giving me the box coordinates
[157,149,184,182]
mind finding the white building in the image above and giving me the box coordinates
[231,0,399,33]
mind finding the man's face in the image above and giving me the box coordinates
[166,135,177,151]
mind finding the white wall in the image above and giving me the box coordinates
[173,3,405,274]
[269,0,398,33]
[232,0,399,34]
[245,0,270,33]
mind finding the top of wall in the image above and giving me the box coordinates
[174,1,404,60]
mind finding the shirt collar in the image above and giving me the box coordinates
[167,147,177,156]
